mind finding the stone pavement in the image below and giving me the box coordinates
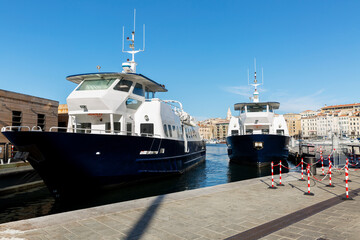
[0,167,359,240]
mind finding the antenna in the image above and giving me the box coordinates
[121,9,146,73]
[247,68,250,85]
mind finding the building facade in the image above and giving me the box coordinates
[0,89,59,143]
[283,113,301,137]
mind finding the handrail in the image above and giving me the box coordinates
[1,126,31,132]
[31,126,42,131]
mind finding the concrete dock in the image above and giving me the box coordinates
[0,168,360,240]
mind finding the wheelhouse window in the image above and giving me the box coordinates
[37,114,46,131]
[77,79,116,91]
[247,105,267,112]
[12,111,22,127]
[125,98,142,110]
[133,83,144,96]
[114,79,133,92]
[262,129,269,134]
[140,123,154,136]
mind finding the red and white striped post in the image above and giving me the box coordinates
[304,165,314,196]
[326,156,335,188]
[320,148,325,176]
[299,158,305,181]
[343,160,353,200]
[344,158,352,182]
[269,161,277,189]
[278,160,284,186]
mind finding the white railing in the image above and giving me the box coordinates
[2,125,161,138]
[1,126,31,132]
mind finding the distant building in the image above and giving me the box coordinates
[198,109,230,140]
[0,89,58,159]
[283,113,301,137]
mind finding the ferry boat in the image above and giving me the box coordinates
[1,15,206,198]
[226,64,289,167]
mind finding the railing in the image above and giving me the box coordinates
[1,126,31,132]
[2,125,162,138]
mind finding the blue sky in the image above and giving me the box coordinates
[1,0,359,120]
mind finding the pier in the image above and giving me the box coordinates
[1,167,359,240]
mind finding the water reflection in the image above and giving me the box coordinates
[0,144,290,224]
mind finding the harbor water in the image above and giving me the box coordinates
[0,144,294,224]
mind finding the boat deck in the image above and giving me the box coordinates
[1,168,359,240]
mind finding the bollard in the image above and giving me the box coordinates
[277,160,284,186]
[299,158,305,181]
[304,165,314,196]
[269,161,277,189]
[321,154,325,176]
[304,156,316,175]
[343,162,353,200]
[344,159,352,182]
[326,156,335,188]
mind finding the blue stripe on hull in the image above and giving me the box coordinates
[226,134,289,167]
[2,131,206,198]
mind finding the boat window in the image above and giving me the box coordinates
[126,98,142,110]
[127,123,132,135]
[77,123,91,133]
[163,124,168,137]
[262,129,269,134]
[246,129,253,135]
[269,106,273,112]
[168,125,173,137]
[172,125,176,137]
[241,107,246,113]
[276,129,284,135]
[141,123,154,136]
[133,83,144,96]
[105,122,121,133]
[113,79,133,92]
[77,79,116,91]
[231,130,239,135]
[247,105,267,112]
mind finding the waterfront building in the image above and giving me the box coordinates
[301,115,317,138]
[0,89,58,160]
[321,103,360,113]
[283,113,301,137]
[198,110,230,140]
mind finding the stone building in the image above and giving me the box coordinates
[0,89,59,144]
[283,113,301,137]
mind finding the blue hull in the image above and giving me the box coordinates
[2,131,206,198]
[226,134,289,167]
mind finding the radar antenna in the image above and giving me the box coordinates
[122,9,146,73]
[248,58,262,103]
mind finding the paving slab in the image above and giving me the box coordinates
[0,167,359,240]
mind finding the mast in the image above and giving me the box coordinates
[122,9,145,73]
[249,58,261,103]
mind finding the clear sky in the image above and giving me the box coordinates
[1,0,359,120]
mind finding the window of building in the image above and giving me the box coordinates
[140,123,154,136]
[37,114,46,130]
[133,83,144,96]
[12,111,22,127]
[77,79,116,91]
[113,79,133,92]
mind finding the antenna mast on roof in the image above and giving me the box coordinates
[122,9,145,73]
[249,58,262,103]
